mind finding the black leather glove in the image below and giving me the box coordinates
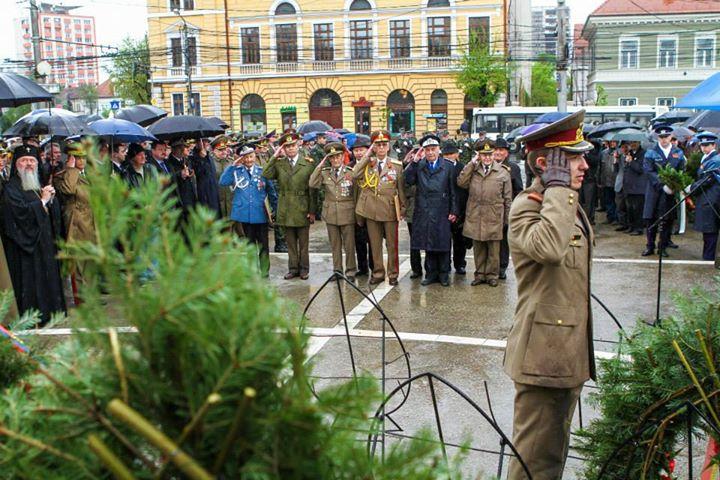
[541,148,571,188]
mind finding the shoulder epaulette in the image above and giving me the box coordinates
[527,192,544,203]
[501,164,511,172]
[390,159,403,166]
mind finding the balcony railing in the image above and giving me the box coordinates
[156,57,459,80]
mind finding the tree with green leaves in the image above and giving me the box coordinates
[529,57,556,107]
[106,37,151,106]
[0,104,31,132]
[595,85,609,106]
[455,42,509,108]
[77,83,99,114]
[0,143,461,479]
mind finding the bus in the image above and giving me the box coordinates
[471,105,667,139]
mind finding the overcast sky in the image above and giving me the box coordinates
[0,0,606,80]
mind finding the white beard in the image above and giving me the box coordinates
[19,169,41,192]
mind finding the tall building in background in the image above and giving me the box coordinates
[146,0,507,134]
[531,5,570,57]
[14,2,99,88]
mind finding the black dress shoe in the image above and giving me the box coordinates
[487,278,499,287]
[440,278,450,287]
[615,225,630,232]
[356,269,369,277]
[659,249,669,258]
[388,278,398,286]
[455,267,466,275]
[410,271,422,279]
[498,270,507,280]
[421,277,438,286]
[641,248,655,257]
[369,277,385,285]
[629,230,643,236]
[284,272,298,280]
[299,272,309,280]
[471,278,486,286]
[667,241,679,249]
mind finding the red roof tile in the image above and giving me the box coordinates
[591,0,720,16]
[97,79,114,98]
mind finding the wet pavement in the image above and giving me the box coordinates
[268,218,716,479]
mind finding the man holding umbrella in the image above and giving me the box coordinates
[643,125,686,257]
[263,131,317,280]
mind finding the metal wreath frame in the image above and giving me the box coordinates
[367,372,533,480]
[302,270,413,417]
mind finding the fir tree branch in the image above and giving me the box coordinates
[212,387,256,474]
[88,433,137,480]
[108,329,129,404]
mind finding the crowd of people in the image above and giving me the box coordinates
[0,112,718,326]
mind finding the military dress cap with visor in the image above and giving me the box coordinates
[210,135,230,149]
[516,109,594,154]
[441,142,459,155]
[653,124,674,137]
[474,139,495,154]
[235,145,255,157]
[419,134,441,148]
[64,141,88,157]
[278,132,300,147]
[370,130,391,143]
[694,131,719,145]
[323,142,345,160]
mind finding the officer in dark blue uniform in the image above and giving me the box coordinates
[642,125,686,257]
[690,131,720,260]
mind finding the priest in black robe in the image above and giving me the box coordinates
[3,146,66,325]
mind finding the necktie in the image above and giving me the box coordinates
[484,165,489,175]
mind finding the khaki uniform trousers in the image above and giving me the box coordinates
[366,219,399,281]
[473,240,500,281]
[327,223,357,276]
[284,226,310,275]
[507,382,583,480]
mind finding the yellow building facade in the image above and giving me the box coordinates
[147,0,506,134]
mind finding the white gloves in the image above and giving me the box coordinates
[663,185,674,195]
[684,185,692,194]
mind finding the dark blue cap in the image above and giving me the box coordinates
[694,131,718,144]
[653,124,674,136]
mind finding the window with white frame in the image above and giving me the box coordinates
[169,34,197,67]
[427,16,451,57]
[619,97,637,107]
[241,27,260,64]
[190,92,201,116]
[658,37,677,68]
[656,97,675,107]
[313,23,334,61]
[620,39,639,69]
[389,20,410,58]
[696,36,715,68]
[350,20,372,60]
[172,93,184,116]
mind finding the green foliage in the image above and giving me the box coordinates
[106,37,151,105]
[455,44,509,107]
[529,57,556,107]
[658,164,693,193]
[0,104,32,132]
[595,85,609,106]
[77,84,99,114]
[686,151,702,181]
[0,144,458,479]
[576,281,720,479]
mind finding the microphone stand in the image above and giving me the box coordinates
[650,173,715,326]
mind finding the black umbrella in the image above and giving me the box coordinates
[78,113,103,124]
[147,115,224,141]
[297,120,332,135]
[588,121,642,138]
[3,108,96,138]
[116,105,168,127]
[651,109,694,124]
[207,116,229,130]
[683,110,720,133]
[0,72,53,108]
[505,125,526,142]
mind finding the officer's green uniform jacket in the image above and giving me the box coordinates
[262,151,317,227]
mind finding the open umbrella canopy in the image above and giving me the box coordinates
[674,72,720,111]
[3,108,96,138]
[207,116,229,130]
[505,125,527,142]
[610,128,649,142]
[116,105,168,127]
[78,113,103,124]
[0,72,53,108]
[588,121,642,138]
[89,118,156,143]
[683,110,720,133]
[651,110,694,125]
[297,120,332,135]
[147,115,224,141]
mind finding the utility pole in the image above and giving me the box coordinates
[29,0,42,79]
[556,0,568,112]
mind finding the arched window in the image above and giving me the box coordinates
[310,89,342,107]
[427,0,450,6]
[309,89,343,128]
[349,0,372,10]
[275,2,296,15]
[431,89,447,108]
[240,94,267,133]
[387,89,415,134]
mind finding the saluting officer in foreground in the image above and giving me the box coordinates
[504,110,595,480]
[309,142,357,281]
[352,130,406,286]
